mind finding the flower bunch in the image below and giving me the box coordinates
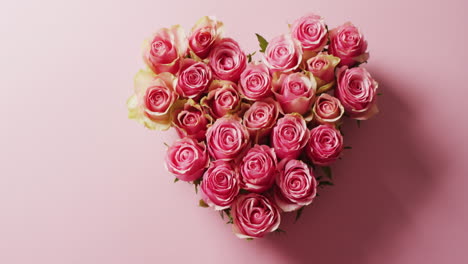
[127,14,379,239]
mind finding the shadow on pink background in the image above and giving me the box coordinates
[1,0,467,263]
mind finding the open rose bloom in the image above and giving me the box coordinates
[127,14,379,239]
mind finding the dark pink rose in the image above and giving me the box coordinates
[173,100,211,141]
[329,22,369,67]
[176,59,212,99]
[272,72,317,115]
[208,38,247,82]
[200,160,240,210]
[143,25,188,74]
[201,80,241,119]
[264,34,302,72]
[165,137,209,182]
[306,125,343,166]
[231,193,281,239]
[274,158,317,212]
[312,93,344,125]
[239,63,272,100]
[240,145,277,193]
[243,98,279,141]
[291,14,328,53]
[271,113,310,160]
[189,16,224,59]
[335,66,379,120]
[206,116,250,161]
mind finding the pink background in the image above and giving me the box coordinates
[1,0,467,263]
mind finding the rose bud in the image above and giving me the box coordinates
[142,25,188,74]
[189,16,224,59]
[200,80,241,119]
[290,14,328,57]
[127,70,178,130]
[200,160,240,210]
[172,99,211,141]
[238,63,272,100]
[274,158,317,212]
[306,124,344,166]
[243,98,280,141]
[176,59,212,99]
[312,93,344,125]
[206,115,250,161]
[271,113,310,160]
[231,193,281,239]
[240,145,277,193]
[272,72,317,115]
[306,52,341,93]
[329,22,369,67]
[165,137,209,182]
[335,66,379,120]
[264,34,302,72]
[208,38,247,82]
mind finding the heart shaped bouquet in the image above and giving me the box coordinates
[127,14,379,239]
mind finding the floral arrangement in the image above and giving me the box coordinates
[127,14,379,239]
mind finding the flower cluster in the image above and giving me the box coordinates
[127,14,379,239]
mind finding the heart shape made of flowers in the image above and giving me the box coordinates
[127,14,379,240]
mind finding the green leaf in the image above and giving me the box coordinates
[246,238,254,241]
[344,146,352,149]
[255,33,268,53]
[319,181,334,188]
[357,120,361,128]
[295,207,305,222]
[193,178,202,194]
[247,51,256,63]
[377,92,383,96]
[274,228,286,234]
[321,166,332,179]
[173,178,179,183]
[239,189,250,194]
[199,199,209,208]
[219,210,224,220]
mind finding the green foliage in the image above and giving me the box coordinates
[255,33,268,53]
[199,199,209,208]
[295,207,305,222]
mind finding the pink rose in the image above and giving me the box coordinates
[206,116,250,161]
[243,98,279,141]
[200,160,240,210]
[143,25,188,74]
[189,16,224,59]
[329,22,369,67]
[272,72,316,115]
[173,99,211,141]
[306,52,340,93]
[176,59,212,99]
[271,113,310,159]
[335,66,379,120]
[165,137,209,182]
[238,63,272,100]
[127,70,178,130]
[240,145,277,193]
[312,93,344,125]
[201,81,241,119]
[231,193,281,239]
[264,34,302,72]
[306,125,343,166]
[208,38,247,82]
[291,14,328,53]
[274,158,317,212]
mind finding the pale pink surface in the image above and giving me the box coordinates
[0,0,467,263]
